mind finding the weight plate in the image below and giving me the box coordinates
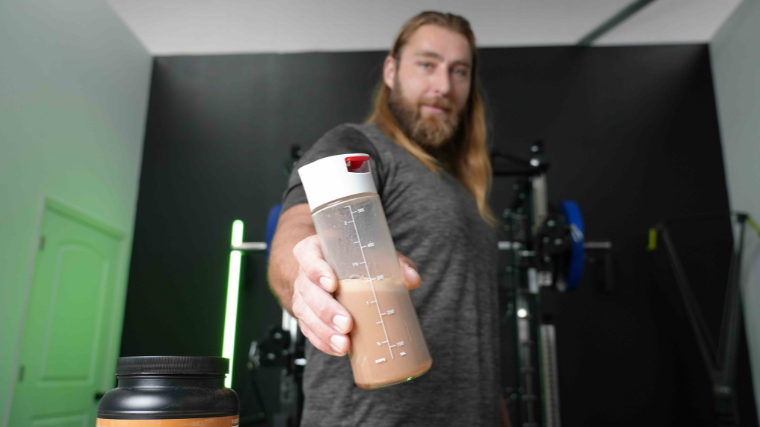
[265,204,282,259]
[558,200,584,291]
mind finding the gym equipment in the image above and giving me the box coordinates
[650,211,759,426]
[231,229,305,427]
[265,204,282,259]
[234,145,307,427]
[558,201,584,291]
[492,141,613,427]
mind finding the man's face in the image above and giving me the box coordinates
[384,24,472,150]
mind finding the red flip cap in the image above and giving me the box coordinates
[345,156,370,172]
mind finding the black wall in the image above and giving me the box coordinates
[122,45,756,426]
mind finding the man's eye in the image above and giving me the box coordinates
[419,62,433,69]
[453,68,468,77]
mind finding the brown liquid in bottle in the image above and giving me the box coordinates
[335,277,432,389]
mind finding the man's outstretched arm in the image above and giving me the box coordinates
[267,203,315,316]
[267,203,422,357]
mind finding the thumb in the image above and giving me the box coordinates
[397,252,421,290]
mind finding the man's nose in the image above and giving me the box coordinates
[430,66,451,96]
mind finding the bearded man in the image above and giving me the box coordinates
[268,11,511,426]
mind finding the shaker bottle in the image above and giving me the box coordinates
[298,153,432,389]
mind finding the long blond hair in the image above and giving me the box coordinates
[365,11,497,226]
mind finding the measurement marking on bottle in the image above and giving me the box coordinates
[346,206,394,360]
[375,358,386,364]
[367,300,377,305]
[400,352,407,356]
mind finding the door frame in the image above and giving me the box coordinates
[3,196,126,427]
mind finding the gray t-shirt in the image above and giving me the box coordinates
[282,123,501,427]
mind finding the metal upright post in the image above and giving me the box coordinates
[530,144,562,427]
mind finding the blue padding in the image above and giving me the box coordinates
[265,204,282,260]
[559,200,584,291]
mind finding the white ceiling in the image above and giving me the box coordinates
[106,0,744,55]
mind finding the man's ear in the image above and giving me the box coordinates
[383,55,397,90]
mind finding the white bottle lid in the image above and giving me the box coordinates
[298,153,377,212]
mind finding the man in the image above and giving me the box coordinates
[268,11,510,426]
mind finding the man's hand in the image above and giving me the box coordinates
[290,234,421,357]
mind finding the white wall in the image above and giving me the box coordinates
[0,0,152,425]
[710,0,760,419]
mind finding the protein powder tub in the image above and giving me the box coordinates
[97,356,239,427]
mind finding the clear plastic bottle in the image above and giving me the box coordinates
[299,154,432,389]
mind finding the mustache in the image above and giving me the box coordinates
[418,97,454,112]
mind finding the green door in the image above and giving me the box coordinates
[9,201,123,427]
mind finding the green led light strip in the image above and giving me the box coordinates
[223,219,244,388]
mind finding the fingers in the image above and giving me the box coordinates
[294,298,350,356]
[299,320,346,357]
[294,274,353,334]
[292,274,352,356]
[293,235,337,292]
[397,252,421,290]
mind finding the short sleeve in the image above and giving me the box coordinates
[281,125,385,214]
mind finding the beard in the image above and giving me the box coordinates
[388,76,463,151]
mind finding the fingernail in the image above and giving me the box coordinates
[407,264,420,276]
[330,335,347,352]
[320,276,334,290]
[333,315,349,332]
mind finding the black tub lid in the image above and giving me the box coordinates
[116,356,229,376]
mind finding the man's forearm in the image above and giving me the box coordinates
[267,205,316,315]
